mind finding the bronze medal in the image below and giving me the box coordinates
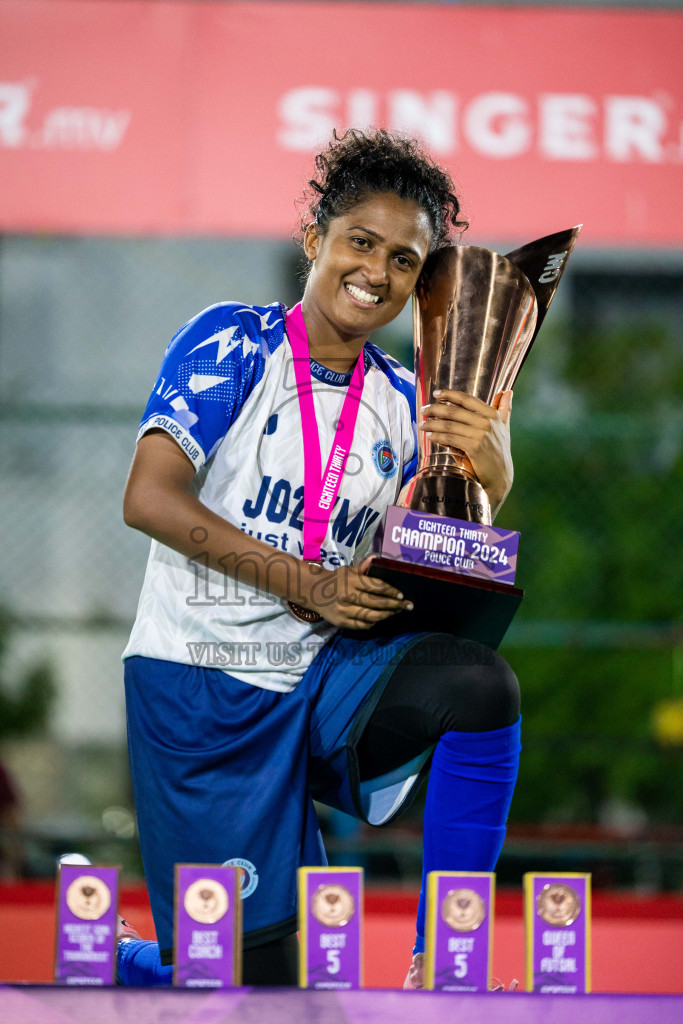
[537,883,581,927]
[287,600,323,624]
[183,878,229,924]
[65,875,112,921]
[441,888,486,932]
[311,884,355,927]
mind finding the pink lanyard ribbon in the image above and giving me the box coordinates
[286,302,365,561]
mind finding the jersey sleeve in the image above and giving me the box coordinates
[401,427,418,487]
[389,360,418,488]
[365,343,418,487]
[137,303,277,469]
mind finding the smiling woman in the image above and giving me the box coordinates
[302,192,433,371]
[120,128,520,990]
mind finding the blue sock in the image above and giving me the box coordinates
[117,939,174,986]
[413,717,521,955]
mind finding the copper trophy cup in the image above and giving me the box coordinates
[362,226,581,647]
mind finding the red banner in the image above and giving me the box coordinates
[1,0,682,244]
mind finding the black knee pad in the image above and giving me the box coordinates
[357,635,520,781]
[415,636,520,732]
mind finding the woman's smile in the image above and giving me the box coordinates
[344,282,382,307]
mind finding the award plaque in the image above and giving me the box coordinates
[298,867,363,990]
[362,227,581,647]
[524,872,591,993]
[54,863,119,985]
[174,864,242,988]
[424,871,495,992]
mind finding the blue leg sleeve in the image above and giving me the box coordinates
[117,939,174,986]
[414,717,521,954]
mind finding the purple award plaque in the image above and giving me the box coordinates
[174,864,242,988]
[524,872,591,993]
[378,507,519,585]
[54,864,119,985]
[298,867,363,990]
[424,871,494,992]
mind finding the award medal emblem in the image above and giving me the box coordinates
[537,883,581,927]
[285,303,365,624]
[287,601,324,624]
[311,883,356,928]
[441,888,486,932]
[183,878,230,924]
[65,874,112,920]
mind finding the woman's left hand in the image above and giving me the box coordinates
[418,388,514,516]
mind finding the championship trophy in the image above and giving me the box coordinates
[364,227,581,648]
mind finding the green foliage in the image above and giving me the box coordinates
[505,648,682,823]
[498,317,683,823]
[0,610,55,740]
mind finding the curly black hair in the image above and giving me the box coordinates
[299,128,466,252]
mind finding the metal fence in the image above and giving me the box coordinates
[0,234,681,884]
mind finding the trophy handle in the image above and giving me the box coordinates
[503,225,582,381]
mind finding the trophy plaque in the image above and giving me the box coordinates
[54,863,119,985]
[174,864,242,988]
[524,872,592,993]
[298,867,363,989]
[362,227,581,647]
[424,871,495,992]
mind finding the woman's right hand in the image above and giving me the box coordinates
[124,432,412,630]
[300,563,413,629]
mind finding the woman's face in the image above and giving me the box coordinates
[303,192,434,339]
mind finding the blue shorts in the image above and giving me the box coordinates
[124,630,436,961]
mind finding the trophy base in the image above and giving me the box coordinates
[349,555,524,650]
[400,471,492,526]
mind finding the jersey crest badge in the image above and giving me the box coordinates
[371,440,398,479]
[222,857,259,899]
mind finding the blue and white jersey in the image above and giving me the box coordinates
[123,301,417,690]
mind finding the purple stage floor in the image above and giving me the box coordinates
[3,986,683,1024]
